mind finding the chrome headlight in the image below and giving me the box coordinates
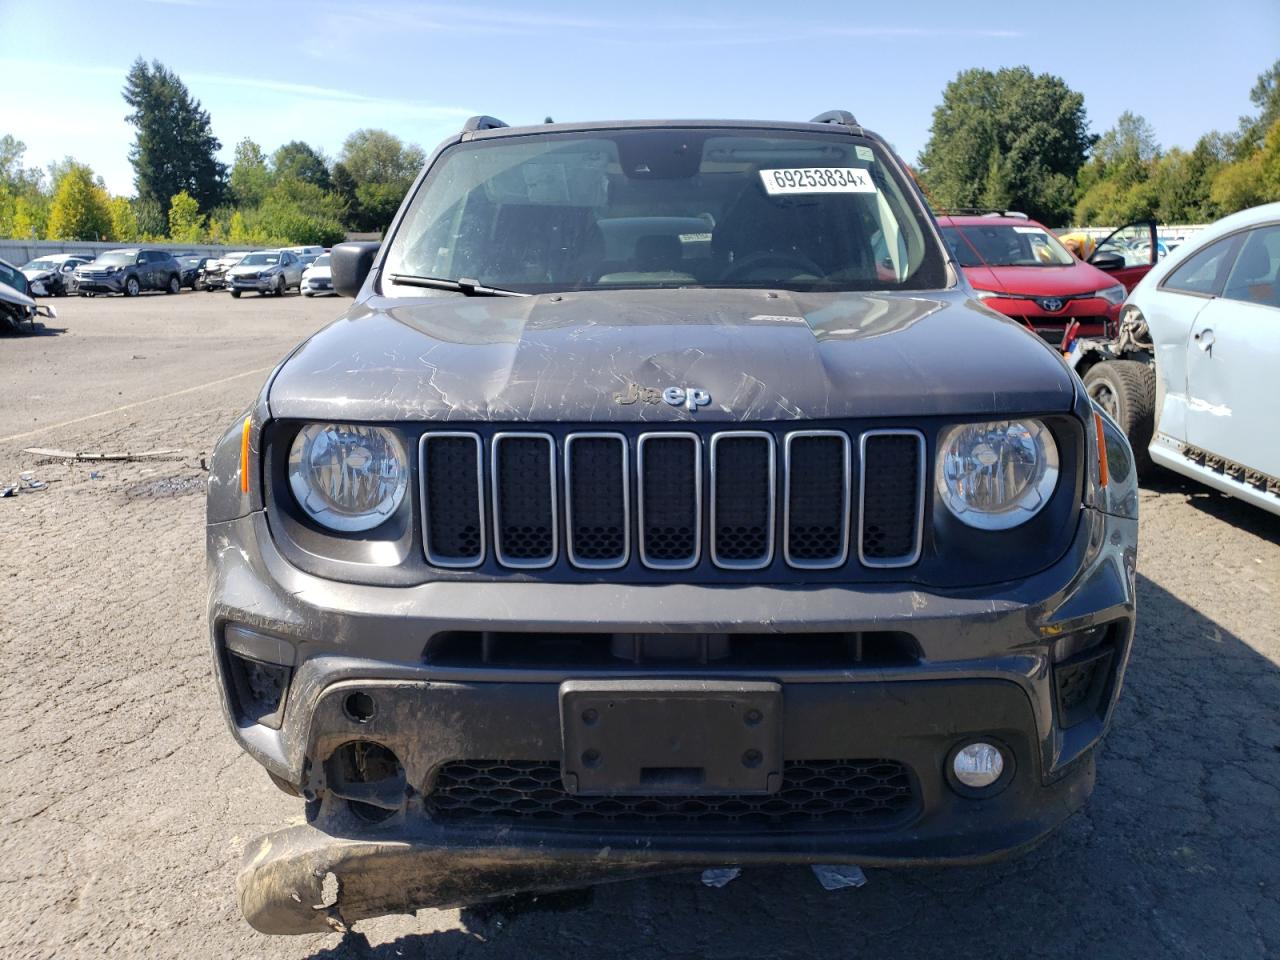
[1095,284,1126,306]
[936,419,1059,530]
[288,423,408,532]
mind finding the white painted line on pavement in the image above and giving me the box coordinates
[0,366,275,445]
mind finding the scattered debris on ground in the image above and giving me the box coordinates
[23,447,184,462]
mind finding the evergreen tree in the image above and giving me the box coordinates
[122,58,227,214]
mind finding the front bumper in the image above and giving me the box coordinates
[209,504,1135,931]
[75,276,125,293]
[230,275,277,291]
[981,296,1120,341]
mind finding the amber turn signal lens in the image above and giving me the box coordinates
[240,416,251,494]
[1093,411,1109,488]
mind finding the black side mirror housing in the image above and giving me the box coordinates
[1090,250,1126,271]
[331,242,381,297]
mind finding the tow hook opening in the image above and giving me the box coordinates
[324,741,406,824]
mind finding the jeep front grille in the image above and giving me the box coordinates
[418,428,926,573]
[426,758,918,831]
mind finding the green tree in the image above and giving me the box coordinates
[168,189,204,242]
[272,141,330,190]
[46,163,112,240]
[1236,60,1280,157]
[1210,118,1280,214]
[109,195,140,242]
[132,197,167,239]
[338,129,424,231]
[1073,112,1162,225]
[229,138,271,207]
[0,135,49,238]
[122,58,226,214]
[918,67,1093,226]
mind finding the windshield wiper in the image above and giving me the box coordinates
[386,274,530,297]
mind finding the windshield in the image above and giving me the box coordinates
[941,224,1074,267]
[0,260,27,292]
[24,259,58,271]
[383,129,946,295]
[180,257,202,267]
[240,253,280,266]
[311,254,330,268]
[95,252,135,266]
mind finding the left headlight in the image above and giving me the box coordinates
[936,419,1059,530]
[1095,284,1126,306]
[288,423,408,532]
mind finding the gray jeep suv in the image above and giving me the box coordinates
[207,113,1140,934]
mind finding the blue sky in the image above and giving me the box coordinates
[3,0,1277,196]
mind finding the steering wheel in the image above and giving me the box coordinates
[720,250,826,283]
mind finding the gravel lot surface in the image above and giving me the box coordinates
[2,292,1277,959]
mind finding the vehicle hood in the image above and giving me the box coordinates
[303,266,331,280]
[970,262,1116,297]
[229,264,272,276]
[0,280,36,309]
[22,267,54,281]
[268,288,1077,422]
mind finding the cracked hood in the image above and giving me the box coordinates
[267,288,1077,422]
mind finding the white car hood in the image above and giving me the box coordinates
[302,266,331,281]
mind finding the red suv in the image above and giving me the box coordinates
[936,212,1156,343]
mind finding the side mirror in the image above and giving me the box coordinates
[331,242,380,297]
[1090,250,1126,271]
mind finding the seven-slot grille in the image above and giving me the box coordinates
[417,429,925,572]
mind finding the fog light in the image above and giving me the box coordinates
[952,742,1004,789]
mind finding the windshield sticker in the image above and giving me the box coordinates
[855,145,875,162]
[1013,226,1044,234]
[760,168,876,195]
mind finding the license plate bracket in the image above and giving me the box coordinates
[559,679,782,796]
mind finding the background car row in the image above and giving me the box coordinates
[16,244,329,298]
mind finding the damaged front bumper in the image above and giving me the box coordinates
[210,504,1136,934]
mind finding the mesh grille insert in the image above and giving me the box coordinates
[786,434,848,565]
[639,436,699,566]
[427,759,917,830]
[422,434,483,565]
[713,434,773,566]
[494,435,555,566]
[567,435,627,566]
[861,433,922,565]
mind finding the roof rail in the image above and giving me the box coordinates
[810,110,861,131]
[934,207,1030,220]
[461,115,509,135]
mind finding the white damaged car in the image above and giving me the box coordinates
[300,252,334,296]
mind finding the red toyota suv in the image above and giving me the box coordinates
[936,212,1155,343]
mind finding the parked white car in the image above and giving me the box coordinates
[299,253,333,296]
[1085,202,1280,516]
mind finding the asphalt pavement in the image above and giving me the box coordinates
[1,291,1277,959]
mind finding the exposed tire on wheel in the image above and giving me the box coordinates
[230,289,242,299]
[167,274,181,295]
[124,276,140,297]
[1083,359,1157,481]
[275,275,286,297]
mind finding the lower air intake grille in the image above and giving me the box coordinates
[493,433,555,567]
[860,431,924,567]
[421,433,483,566]
[427,759,917,830]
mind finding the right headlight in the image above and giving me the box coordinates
[936,419,1059,530]
[288,423,408,532]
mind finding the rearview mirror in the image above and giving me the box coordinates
[1090,250,1126,271]
[331,242,381,297]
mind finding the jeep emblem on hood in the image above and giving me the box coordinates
[614,382,711,412]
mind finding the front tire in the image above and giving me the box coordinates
[166,274,181,295]
[230,289,242,299]
[124,276,141,297]
[1083,360,1157,480]
[274,275,286,297]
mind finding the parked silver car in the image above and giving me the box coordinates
[228,250,304,298]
